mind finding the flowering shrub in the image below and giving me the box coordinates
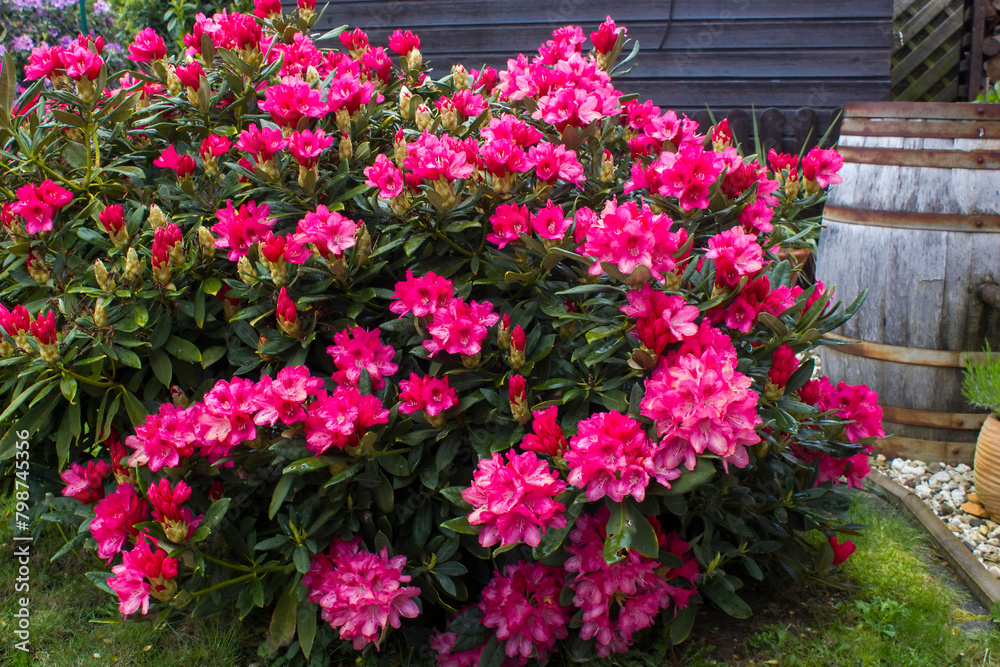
[0,0,124,74]
[0,7,878,663]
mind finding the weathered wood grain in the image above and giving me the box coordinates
[816,105,1000,456]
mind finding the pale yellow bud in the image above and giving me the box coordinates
[93,298,108,328]
[198,226,216,259]
[335,109,351,133]
[125,247,145,281]
[399,86,413,119]
[405,48,422,70]
[305,66,320,84]
[238,256,256,286]
[94,259,115,292]
[339,134,353,162]
[415,104,433,132]
[166,68,183,96]
[148,203,166,229]
[452,64,470,90]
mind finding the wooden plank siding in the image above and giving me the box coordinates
[293,0,893,140]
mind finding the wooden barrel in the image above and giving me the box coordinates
[815,101,1000,465]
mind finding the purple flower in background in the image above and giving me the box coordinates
[0,46,6,57]
[106,43,122,53]
[93,0,110,14]
[59,35,74,49]
[12,35,34,52]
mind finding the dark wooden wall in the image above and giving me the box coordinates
[296,0,894,140]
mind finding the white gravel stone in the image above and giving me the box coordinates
[881,456,1000,581]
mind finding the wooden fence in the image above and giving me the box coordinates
[891,0,980,101]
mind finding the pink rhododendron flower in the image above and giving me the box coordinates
[107,537,179,617]
[478,561,571,661]
[196,377,260,461]
[146,478,203,542]
[388,29,420,56]
[287,128,333,168]
[768,344,799,387]
[327,326,398,390]
[705,227,764,287]
[254,366,324,426]
[303,386,389,454]
[212,199,275,260]
[794,445,871,490]
[625,143,723,210]
[260,78,328,128]
[738,200,775,235]
[390,269,454,318]
[801,147,844,188]
[564,509,699,657]
[398,374,458,426]
[830,536,856,565]
[253,0,281,19]
[11,180,73,234]
[326,68,376,115]
[287,205,359,261]
[580,198,687,281]
[530,200,571,241]
[590,16,622,54]
[199,133,231,158]
[62,43,104,81]
[718,148,780,207]
[462,449,567,548]
[403,132,476,184]
[824,381,885,443]
[60,460,111,504]
[302,537,421,650]
[641,324,761,470]
[128,28,166,62]
[564,411,659,502]
[364,154,404,198]
[521,406,568,457]
[235,124,287,164]
[537,25,585,64]
[429,627,484,667]
[621,284,699,357]
[125,403,200,471]
[91,483,149,560]
[153,145,196,178]
[487,203,531,249]
[339,27,369,53]
[528,142,584,184]
[423,298,500,357]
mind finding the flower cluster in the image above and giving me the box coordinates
[579,199,688,281]
[462,449,567,548]
[302,538,421,650]
[563,509,699,657]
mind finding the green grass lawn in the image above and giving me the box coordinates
[2,490,998,666]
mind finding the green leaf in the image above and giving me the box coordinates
[59,375,78,403]
[324,462,362,488]
[203,277,223,295]
[283,457,337,475]
[669,603,697,645]
[121,389,148,429]
[441,516,479,536]
[700,576,752,618]
[603,500,636,564]
[165,335,202,363]
[200,346,226,369]
[440,486,473,511]
[297,600,317,660]
[266,577,299,654]
[149,348,172,387]
[478,635,506,667]
[269,475,294,520]
[0,51,15,118]
[656,458,717,496]
[374,469,394,512]
[199,497,232,533]
[85,571,116,596]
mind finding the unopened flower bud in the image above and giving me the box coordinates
[497,314,512,351]
[452,63,470,90]
[404,48,422,70]
[508,374,530,425]
[600,150,614,183]
[93,298,108,327]
[432,177,457,210]
[399,86,413,119]
[238,256,256,286]
[148,203,167,229]
[198,226,216,258]
[26,250,50,283]
[394,131,408,166]
[305,65,320,84]
[94,259,115,292]
[508,324,526,369]
[415,103,433,131]
[276,286,300,338]
[166,68,183,96]
[354,224,371,265]
[335,108,351,133]
[125,247,145,280]
[338,132,353,162]
[389,194,410,217]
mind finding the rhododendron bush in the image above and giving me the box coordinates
[0,6,881,664]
